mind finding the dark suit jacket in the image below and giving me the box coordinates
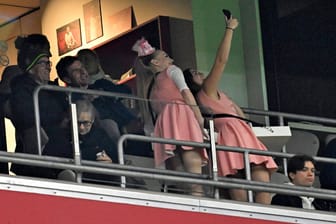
[271,194,329,211]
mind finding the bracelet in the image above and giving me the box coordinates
[226,27,234,31]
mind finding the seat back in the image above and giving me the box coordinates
[285,130,319,156]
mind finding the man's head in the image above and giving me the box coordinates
[287,154,316,187]
[56,56,89,88]
[15,34,51,70]
[77,48,100,76]
[15,34,52,84]
[75,99,96,135]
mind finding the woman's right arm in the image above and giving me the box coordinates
[181,89,204,129]
[202,17,239,99]
[168,65,206,134]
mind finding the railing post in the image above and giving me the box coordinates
[70,103,82,183]
[278,115,288,176]
[117,135,126,188]
[209,119,219,199]
[33,86,42,156]
[244,151,253,202]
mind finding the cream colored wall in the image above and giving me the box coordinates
[41,0,192,80]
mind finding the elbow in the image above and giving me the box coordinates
[217,56,229,65]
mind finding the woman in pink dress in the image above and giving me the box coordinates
[132,38,208,196]
[183,14,277,204]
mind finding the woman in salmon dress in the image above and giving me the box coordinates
[132,38,208,196]
[183,14,277,204]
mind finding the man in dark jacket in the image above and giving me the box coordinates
[271,154,328,211]
[9,34,71,178]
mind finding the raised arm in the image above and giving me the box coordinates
[202,17,239,99]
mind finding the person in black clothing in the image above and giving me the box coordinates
[76,99,117,162]
[0,94,8,174]
[317,137,336,211]
[56,55,152,157]
[56,55,121,143]
[0,65,22,174]
[57,54,136,130]
[271,154,328,211]
[75,99,118,184]
[9,34,70,178]
[77,49,138,132]
[77,49,152,157]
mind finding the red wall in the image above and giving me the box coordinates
[1,190,292,224]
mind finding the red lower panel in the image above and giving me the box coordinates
[0,190,291,224]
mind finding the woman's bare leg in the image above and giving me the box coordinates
[228,172,248,201]
[251,165,271,204]
[228,188,248,202]
[165,152,185,193]
[181,149,203,196]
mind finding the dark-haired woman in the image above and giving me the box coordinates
[183,15,277,204]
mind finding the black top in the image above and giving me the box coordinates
[0,94,9,174]
[79,122,118,185]
[88,79,136,128]
[9,74,70,178]
[319,138,336,190]
[271,193,332,211]
[79,122,118,163]
[10,74,67,134]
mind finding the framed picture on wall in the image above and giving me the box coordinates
[83,0,103,43]
[109,6,136,38]
[56,19,82,56]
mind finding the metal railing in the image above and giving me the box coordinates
[243,107,336,126]
[0,83,334,204]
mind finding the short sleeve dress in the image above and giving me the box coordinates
[197,90,277,176]
[150,65,208,168]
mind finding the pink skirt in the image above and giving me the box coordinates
[216,118,278,176]
[152,102,208,167]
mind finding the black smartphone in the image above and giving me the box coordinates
[222,9,231,19]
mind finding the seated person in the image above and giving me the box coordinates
[75,99,119,184]
[271,154,327,211]
[56,56,152,157]
[78,49,152,157]
[56,55,120,142]
[76,49,139,134]
[76,99,118,162]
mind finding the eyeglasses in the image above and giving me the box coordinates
[36,60,52,67]
[78,120,93,127]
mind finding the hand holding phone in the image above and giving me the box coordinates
[222,9,231,20]
[96,150,112,163]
